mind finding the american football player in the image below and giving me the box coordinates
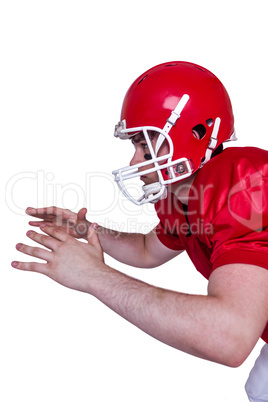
[13,62,268,401]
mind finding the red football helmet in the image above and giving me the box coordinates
[113,61,236,205]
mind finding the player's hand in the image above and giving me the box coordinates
[11,224,106,293]
[26,207,91,239]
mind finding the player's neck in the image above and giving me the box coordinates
[168,172,197,205]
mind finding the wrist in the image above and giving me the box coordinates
[85,262,113,296]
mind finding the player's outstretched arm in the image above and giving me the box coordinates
[12,225,268,368]
[95,226,183,268]
[26,207,182,268]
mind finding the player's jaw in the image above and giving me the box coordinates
[130,152,159,184]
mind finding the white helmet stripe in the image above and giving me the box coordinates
[155,94,190,155]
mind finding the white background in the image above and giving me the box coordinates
[1,0,268,401]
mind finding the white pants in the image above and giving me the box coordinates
[245,344,268,401]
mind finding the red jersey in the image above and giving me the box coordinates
[155,147,268,343]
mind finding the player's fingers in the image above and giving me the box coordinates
[28,221,54,228]
[26,207,55,220]
[26,206,64,216]
[26,206,76,221]
[11,260,49,275]
[26,230,60,250]
[15,243,52,262]
[40,224,70,242]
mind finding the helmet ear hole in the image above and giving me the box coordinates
[192,124,206,140]
[206,118,214,127]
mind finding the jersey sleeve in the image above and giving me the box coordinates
[210,167,268,271]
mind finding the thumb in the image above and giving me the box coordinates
[87,223,101,248]
[77,207,87,221]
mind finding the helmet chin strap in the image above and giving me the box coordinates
[138,182,167,204]
[201,117,221,166]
